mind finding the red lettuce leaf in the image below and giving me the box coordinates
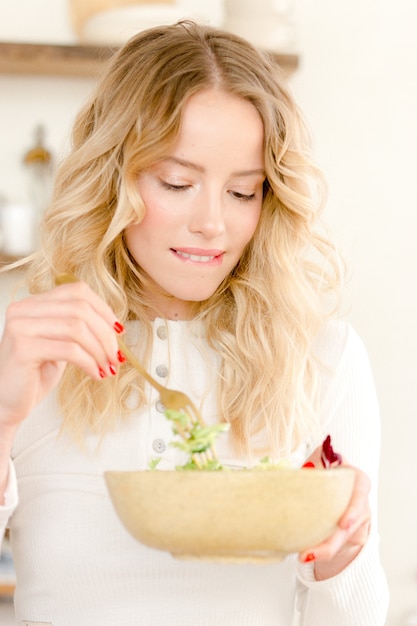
[321,435,342,469]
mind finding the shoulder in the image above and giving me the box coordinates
[313,318,370,373]
[312,319,377,423]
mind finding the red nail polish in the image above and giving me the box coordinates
[114,321,125,334]
[98,367,106,379]
[117,350,127,363]
[302,462,315,469]
[303,553,316,563]
[109,363,117,376]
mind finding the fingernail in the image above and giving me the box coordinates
[303,553,316,563]
[109,363,117,376]
[302,462,315,469]
[98,367,106,379]
[114,321,125,334]
[117,350,127,363]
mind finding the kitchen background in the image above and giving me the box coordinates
[0,1,416,624]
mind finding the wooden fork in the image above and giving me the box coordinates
[54,273,215,467]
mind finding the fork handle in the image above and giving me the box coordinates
[116,337,165,393]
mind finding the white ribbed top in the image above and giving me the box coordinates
[0,319,389,625]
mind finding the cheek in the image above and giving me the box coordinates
[240,206,262,245]
[124,213,155,253]
[134,181,170,231]
[135,210,163,233]
[126,201,168,243]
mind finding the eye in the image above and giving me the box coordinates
[230,190,257,202]
[159,179,190,192]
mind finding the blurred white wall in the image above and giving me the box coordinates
[1,1,417,623]
[291,2,417,623]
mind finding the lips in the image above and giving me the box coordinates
[171,248,224,264]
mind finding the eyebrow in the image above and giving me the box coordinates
[164,156,265,178]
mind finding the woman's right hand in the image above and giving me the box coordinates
[0,280,123,431]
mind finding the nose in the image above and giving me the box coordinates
[188,188,225,239]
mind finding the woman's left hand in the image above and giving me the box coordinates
[298,446,372,580]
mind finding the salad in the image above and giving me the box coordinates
[150,409,342,472]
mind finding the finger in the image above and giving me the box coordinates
[9,281,122,334]
[41,301,119,369]
[49,282,125,371]
[300,515,371,563]
[338,467,371,530]
[298,465,371,563]
[53,281,122,330]
[7,314,118,379]
[1,324,107,382]
[29,336,108,380]
[21,281,121,331]
[6,287,123,375]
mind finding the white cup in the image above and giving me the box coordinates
[0,202,36,256]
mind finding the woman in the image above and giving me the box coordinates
[0,20,388,625]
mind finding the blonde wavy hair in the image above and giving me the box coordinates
[15,21,344,456]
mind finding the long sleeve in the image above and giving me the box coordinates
[295,322,389,625]
[0,460,18,551]
[0,316,19,551]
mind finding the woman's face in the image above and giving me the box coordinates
[125,88,265,319]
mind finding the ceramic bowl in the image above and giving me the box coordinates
[104,467,355,563]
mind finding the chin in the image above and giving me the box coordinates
[170,279,226,302]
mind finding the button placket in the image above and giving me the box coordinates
[156,324,168,340]
[155,400,166,413]
[155,363,168,378]
[148,321,171,461]
[152,438,167,453]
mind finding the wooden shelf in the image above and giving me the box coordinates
[0,41,115,78]
[0,41,299,78]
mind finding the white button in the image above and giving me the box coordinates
[156,325,167,340]
[156,400,166,413]
[152,438,167,453]
[155,364,168,378]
